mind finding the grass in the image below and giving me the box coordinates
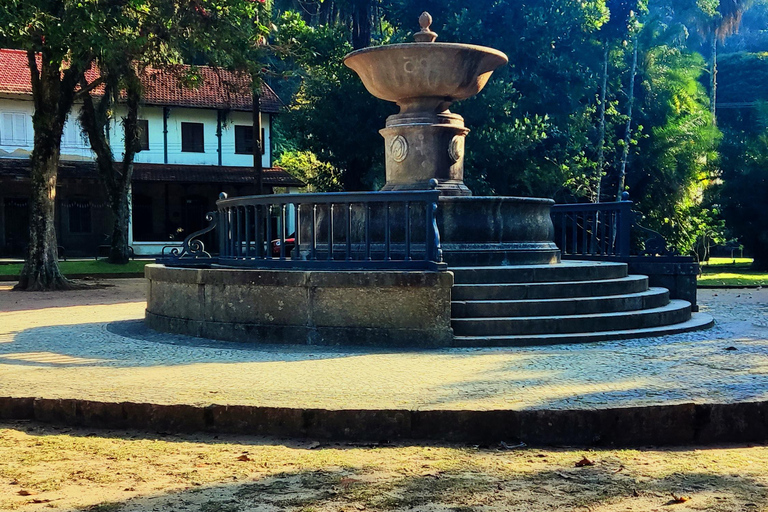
[0,259,149,279]
[2,422,768,511]
[698,257,768,287]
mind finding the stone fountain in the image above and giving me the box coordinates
[145,12,712,348]
[345,13,559,265]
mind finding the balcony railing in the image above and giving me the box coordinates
[160,190,446,271]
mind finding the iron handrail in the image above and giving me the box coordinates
[551,200,633,257]
[160,190,446,271]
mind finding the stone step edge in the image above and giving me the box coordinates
[450,261,628,271]
[452,313,714,346]
[450,261,629,284]
[452,287,668,308]
[5,375,768,447]
[452,275,649,289]
[452,299,690,323]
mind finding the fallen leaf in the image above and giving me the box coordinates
[17,490,35,496]
[668,493,691,504]
[575,457,595,467]
[236,454,252,462]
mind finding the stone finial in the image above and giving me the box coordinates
[414,11,438,42]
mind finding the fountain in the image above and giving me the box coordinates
[145,12,713,347]
[345,13,559,266]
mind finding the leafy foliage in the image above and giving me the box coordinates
[274,150,344,191]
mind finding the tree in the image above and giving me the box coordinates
[275,11,393,190]
[593,0,646,203]
[0,0,121,290]
[77,0,271,264]
[624,45,720,254]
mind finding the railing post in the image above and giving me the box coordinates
[431,200,442,263]
[618,200,632,258]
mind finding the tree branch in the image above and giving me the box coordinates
[74,75,107,100]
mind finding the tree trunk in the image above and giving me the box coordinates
[711,32,718,125]
[252,85,264,195]
[79,70,140,264]
[616,36,639,200]
[351,0,372,50]
[594,44,609,203]
[108,180,132,263]
[111,75,141,264]
[15,51,78,291]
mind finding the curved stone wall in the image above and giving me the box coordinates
[145,265,454,347]
[438,196,560,265]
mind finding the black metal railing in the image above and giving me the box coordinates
[161,190,446,271]
[551,201,633,258]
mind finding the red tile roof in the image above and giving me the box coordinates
[0,49,282,113]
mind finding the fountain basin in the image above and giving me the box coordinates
[344,42,508,113]
[438,196,560,265]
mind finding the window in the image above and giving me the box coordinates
[61,119,88,148]
[235,125,265,155]
[68,198,92,234]
[181,122,205,152]
[137,119,149,151]
[1,113,28,145]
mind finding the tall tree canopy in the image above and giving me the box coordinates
[274,0,739,256]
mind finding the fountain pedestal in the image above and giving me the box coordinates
[380,112,471,196]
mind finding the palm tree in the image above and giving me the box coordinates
[702,0,753,124]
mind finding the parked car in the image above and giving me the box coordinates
[271,235,296,257]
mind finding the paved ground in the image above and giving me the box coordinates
[0,279,766,411]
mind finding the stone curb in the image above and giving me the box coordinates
[1,397,767,446]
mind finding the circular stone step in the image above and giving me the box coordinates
[451,275,650,301]
[451,312,714,347]
[451,261,628,285]
[451,299,692,336]
[451,287,670,318]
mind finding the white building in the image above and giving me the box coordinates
[0,49,303,257]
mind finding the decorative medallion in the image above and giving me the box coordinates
[449,135,464,162]
[390,135,409,163]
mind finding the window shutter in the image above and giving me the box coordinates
[1,113,14,144]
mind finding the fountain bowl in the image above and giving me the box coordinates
[344,42,508,113]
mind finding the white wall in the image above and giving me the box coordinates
[1,96,273,168]
[222,111,271,168]
[109,105,166,164]
[0,97,92,160]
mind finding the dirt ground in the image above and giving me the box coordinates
[0,279,146,312]
[0,421,767,512]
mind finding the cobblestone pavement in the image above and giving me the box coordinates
[0,279,766,411]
